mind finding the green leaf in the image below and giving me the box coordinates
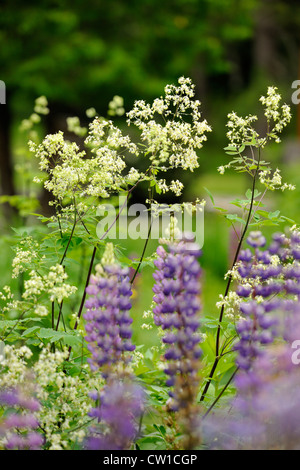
[22,326,41,337]
[245,189,261,200]
[203,187,215,205]
[226,213,246,225]
[268,210,280,220]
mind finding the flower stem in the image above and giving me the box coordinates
[200,147,261,402]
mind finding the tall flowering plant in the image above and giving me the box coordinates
[152,235,203,449]
[1,75,300,451]
[83,244,144,450]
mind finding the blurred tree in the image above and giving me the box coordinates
[0,0,299,212]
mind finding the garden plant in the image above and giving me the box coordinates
[0,76,300,451]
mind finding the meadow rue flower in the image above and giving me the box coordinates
[29,119,139,206]
[22,264,77,306]
[226,111,258,146]
[108,95,125,117]
[259,86,292,140]
[127,76,211,172]
[32,347,96,450]
[226,86,291,150]
[152,234,203,449]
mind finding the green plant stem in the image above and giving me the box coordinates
[200,147,261,402]
[67,177,145,359]
[202,367,239,419]
[130,220,152,284]
[130,180,154,285]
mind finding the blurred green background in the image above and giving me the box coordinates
[1,0,300,346]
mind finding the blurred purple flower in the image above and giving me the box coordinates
[0,386,43,450]
[86,379,144,450]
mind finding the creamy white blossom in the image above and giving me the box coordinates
[127,76,211,172]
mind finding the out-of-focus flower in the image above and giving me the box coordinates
[0,384,43,450]
[86,380,144,450]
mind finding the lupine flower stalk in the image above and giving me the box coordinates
[202,228,300,448]
[83,243,144,450]
[233,229,300,370]
[152,234,203,449]
[84,243,135,377]
[203,301,300,450]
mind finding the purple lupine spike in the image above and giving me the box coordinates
[246,231,266,248]
[84,263,135,375]
[152,236,202,449]
[234,229,300,372]
[84,251,144,451]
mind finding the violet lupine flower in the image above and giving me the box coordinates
[84,262,135,376]
[84,249,144,451]
[0,387,43,450]
[205,302,300,450]
[152,236,202,449]
[234,229,300,370]
[234,301,278,370]
[86,380,144,450]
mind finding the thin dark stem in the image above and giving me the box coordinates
[130,219,152,285]
[3,309,29,341]
[72,245,97,334]
[202,367,239,419]
[130,172,155,285]
[51,302,55,330]
[59,202,77,266]
[200,147,261,402]
[55,301,64,331]
[53,201,77,332]
[67,177,145,360]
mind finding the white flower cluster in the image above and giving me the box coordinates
[29,119,139,204]
[0,344,33,388]
[156,178,184,196]
[259,86,292,142]
[11,237,40,279]
[108,95,125,116]
[20,96,49,137]
[216,291,243,320]
[226,87,291,149]
[259,168,295,191]
[226,112,258,146]
[66,116,87,137]
[0,344,101,450]
[127,76,211,172]
[33,347,100,449]
[23,264,77,308]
